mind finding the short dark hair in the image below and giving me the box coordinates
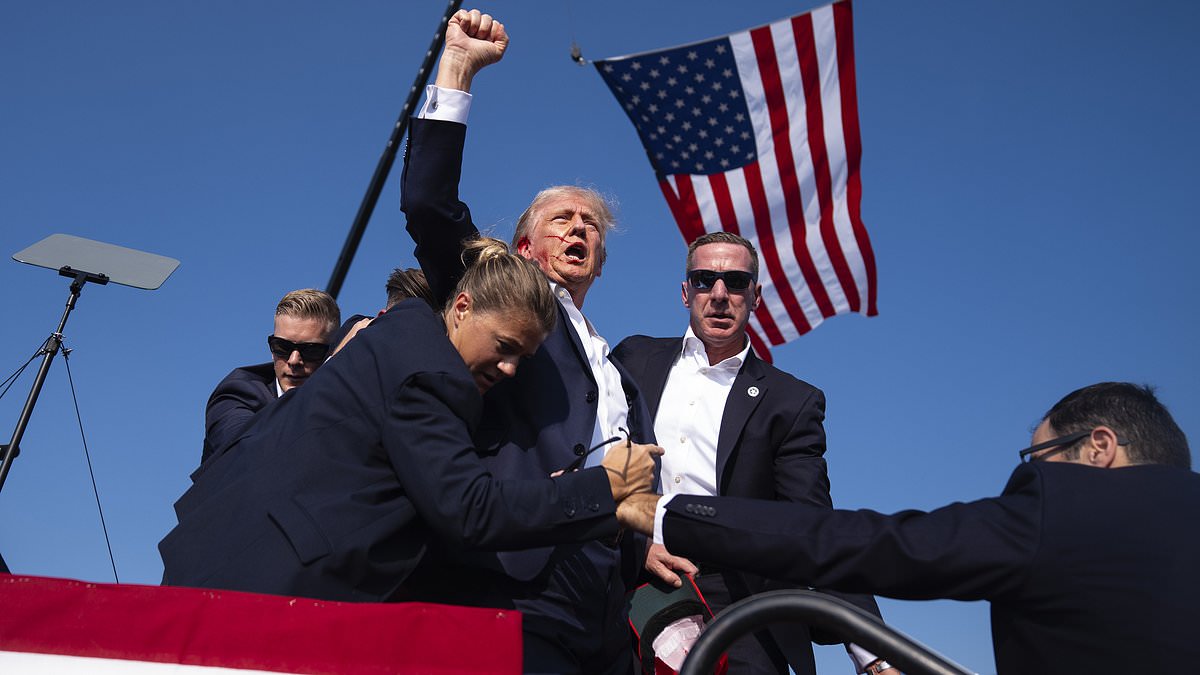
[385,268,435,310]
[1042,382,1191,469]
[685,232,759,278]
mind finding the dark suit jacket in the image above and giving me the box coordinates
[201,362,275,463]
[612,335,879,672]
[160,301,619,602]
[663,461,1200,674]
[400,117,656,585]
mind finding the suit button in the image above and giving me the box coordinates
[573,443,586,456]
[565,499,577,517]
[705,506,716,516]
[685,504,696,514]
[585,390,597,403]
[588,501,599,512]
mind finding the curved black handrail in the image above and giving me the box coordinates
[680,590,976,675]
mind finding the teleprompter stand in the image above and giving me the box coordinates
[0,234,179,496]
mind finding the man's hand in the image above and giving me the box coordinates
[435,9,508,92]
[616,492,659,536]
[644,542,697,588]
[329,317,372,358]
[602,440,663,502]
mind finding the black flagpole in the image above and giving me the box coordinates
[325,0,463,299]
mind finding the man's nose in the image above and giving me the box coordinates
[710,279,730,300]
[287,350,305,367]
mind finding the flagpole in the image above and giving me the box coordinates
[325,0,463,299]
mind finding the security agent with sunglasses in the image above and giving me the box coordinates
[618,382,1199,674]
[200,288,339,463]
[612,232,887,675]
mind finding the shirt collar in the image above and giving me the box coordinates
[680,326,749,371]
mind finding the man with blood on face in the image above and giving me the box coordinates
[399,9,661,674]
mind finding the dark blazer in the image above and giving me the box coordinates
[160,301,619,602]
[400,118,656,668]
[201,362,276,463]
[613,335,879,672]
[401,116,656,581]
[663,461,1200,674]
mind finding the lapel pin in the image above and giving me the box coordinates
[747,386,760,398]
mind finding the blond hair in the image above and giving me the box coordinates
[275,288,340,338]
[455,237,557,334]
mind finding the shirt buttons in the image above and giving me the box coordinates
[679,436,686,444]
[674,476,682,484]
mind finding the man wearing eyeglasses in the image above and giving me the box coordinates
[200,288,339,464]
[612,232,887,675]
[617,382,1199,674]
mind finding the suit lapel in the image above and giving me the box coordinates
[638,338,682,421]
[715,352,768,493]
[552,303,596,386]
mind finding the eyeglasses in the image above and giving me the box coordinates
[561,427,630,473]
[687,269,757,291]
[267,335,330,363]
[1017,429,1129,463]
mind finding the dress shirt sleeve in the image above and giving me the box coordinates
[417,85,472,123]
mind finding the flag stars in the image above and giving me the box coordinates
[657,89,668,99]
[722,68,733,78]
[694,73,705,83]
[622,73,633,82]
[660,56,671,65]
[705,58,715,68]
[687,51,698,60]
[667,77,678,86]
[675,99,685,108]
[701,94,712,104]
[640,81,651,91]
[692,107,702,116]
[685,86,695,95]
[715,44,727,54]
[650,69,660,78]
[677,64,689,74]
[681,121,692,131]
[631,61,642,70]
[698,129,709,139]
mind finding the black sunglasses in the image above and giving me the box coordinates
[267,335,330,363]
[687,269,757,291]
[561,428,630,474]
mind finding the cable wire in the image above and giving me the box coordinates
[61,345,120,583]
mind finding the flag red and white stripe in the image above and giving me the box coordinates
[0,574,521,674]
[596,0,876,359]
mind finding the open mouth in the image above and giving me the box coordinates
[563,242,588,263]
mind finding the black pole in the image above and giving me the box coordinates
[325,0,464,299]
[680,590,975,675]
[0,268,108,496]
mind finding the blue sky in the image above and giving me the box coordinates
[2,2,1197,672]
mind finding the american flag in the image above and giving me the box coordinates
[595,0,876,358]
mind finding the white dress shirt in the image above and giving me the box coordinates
[551,282,629,468]
[655,328,747,496]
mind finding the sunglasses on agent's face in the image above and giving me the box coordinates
[686,269,756,291]
[1017,428,1129,463]
[267,335,331,363]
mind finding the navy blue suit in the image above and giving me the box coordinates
[663,462,1200,674]
[613,335,880,673]
[160,301,619,602]
[401,117,655,673]
[201,362,275,463]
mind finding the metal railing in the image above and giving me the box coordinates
[680,590,976,675]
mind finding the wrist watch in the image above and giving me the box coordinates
[864,659,894,674]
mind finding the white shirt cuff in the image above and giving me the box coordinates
[847,642,880,672]
[416,84,472,123]
[653,494,673,545]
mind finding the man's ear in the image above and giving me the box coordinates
[516,236,532,258]
[681,281,691,309]
[1084,425,1124,468]
[751,282,763,312]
